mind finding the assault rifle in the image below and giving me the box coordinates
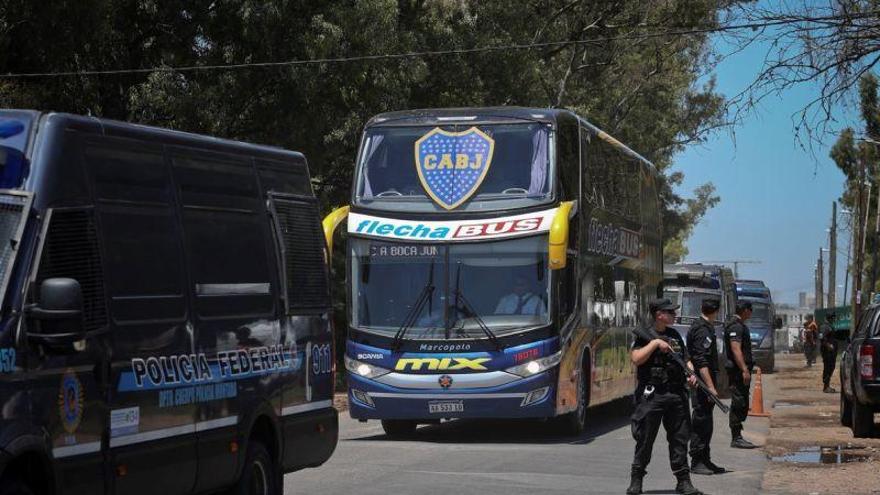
[633,326,730,414]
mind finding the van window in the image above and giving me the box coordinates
[36,209,109,332]
[172,152,275,320]
[84,138,188,355]
[270,196,330,312]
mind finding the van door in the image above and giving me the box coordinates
[171,150,278,493]
[26,206,109,495]
[83,138,197,495]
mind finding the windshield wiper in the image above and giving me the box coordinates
[449,263,501,351]
[391,261,435,352]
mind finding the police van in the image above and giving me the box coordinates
[0,111,337,495]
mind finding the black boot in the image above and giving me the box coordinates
[675,472,703,495]
[626,472,643,494]
[704,459,727,474]
[690,458,714,476]
[730,435,757,449]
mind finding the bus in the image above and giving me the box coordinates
[734,280,781,372]
[324,107,663,436]
[662,263,737,394]
[0,111,337,495]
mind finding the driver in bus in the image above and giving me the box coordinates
[495,275,546,316]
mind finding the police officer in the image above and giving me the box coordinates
[686,298,726,475]
[819,313,838,393]
[627,298,702,495]
[725,301,757,449]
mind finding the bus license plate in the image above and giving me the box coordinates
[428,400,463,414]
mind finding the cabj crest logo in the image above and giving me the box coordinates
[58,369,84,434]
[414,127,495,210]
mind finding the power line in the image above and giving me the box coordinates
[2,11,879,79]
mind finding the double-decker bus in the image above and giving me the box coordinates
[324,107,663,436]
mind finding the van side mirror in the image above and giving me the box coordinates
[26,278,86,350]
[0,145,29,189]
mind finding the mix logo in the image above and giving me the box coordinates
[395,357,490,372]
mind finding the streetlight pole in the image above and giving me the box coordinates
[830,201,837,307]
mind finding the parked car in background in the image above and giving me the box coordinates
[840,303,879,438]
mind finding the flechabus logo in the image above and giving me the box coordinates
[348,208,558,242]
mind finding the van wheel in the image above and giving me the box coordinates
[381,420,417,437]
[0,477,35,495]
[840,391,853,427]
[231,440,279,495]
[852,398,875,438]
[558,365,588,435]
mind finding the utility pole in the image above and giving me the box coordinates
[829,201,837,308]
[818,248,825,309]
[854,165,868,328]
[872,178,880,301]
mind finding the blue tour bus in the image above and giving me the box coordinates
[324,107,663,436]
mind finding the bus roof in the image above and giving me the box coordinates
[364,106,655,171]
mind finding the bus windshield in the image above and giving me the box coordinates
[354,123,552,212]
[750,302,771,323]
[350,236,550,338]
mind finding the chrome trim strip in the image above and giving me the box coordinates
[368,392,527,399]
[53,441,102,458]
[281,399,333,416]
[196,283,270,295]
[374,371,520,389]
[195,416,238,432]
[110,424,195,448]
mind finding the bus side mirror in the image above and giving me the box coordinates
[322,206,350,259]
[773,317,783,329]
[26,278,86,351]
[549,201,576,270]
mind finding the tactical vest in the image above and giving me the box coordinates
[635,327,686,388]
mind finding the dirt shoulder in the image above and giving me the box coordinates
[761,353,880,495]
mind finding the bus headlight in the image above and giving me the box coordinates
[505,351,563,378]
[344,355,391,379]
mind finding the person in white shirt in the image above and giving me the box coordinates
[494,276,545,316]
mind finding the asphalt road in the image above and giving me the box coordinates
[286,382,772,495]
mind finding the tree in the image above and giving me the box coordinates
[0,0,732,254]
[724,1,880,140]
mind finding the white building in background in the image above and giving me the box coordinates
[775,304,815,352]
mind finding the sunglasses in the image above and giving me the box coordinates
[660,309,677,315]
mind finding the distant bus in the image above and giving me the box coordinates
[735,279,781,372]
[0,111,337,495]
[662,263,736,393]
[324,107,663,436]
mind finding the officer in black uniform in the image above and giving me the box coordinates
[686,298,726,475]
[725,300,757,449]
[627,298,702,495]
[819,313,838,393]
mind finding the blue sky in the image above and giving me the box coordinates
[674,32,857,306]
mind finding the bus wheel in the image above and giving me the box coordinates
[231,440,279,495]
[381,420,417,437]
[558,365,588,435]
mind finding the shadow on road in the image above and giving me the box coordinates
[349,397,634,445]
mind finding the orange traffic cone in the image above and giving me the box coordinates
[748,366,771,417]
